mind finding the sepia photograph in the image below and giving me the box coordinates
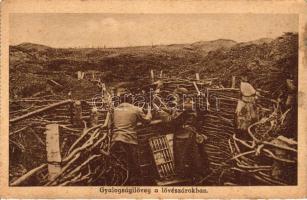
[7,12,299,187]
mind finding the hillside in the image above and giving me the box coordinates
[9,32,298,99]
[196,33,298,92]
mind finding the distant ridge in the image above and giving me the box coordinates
[16,42,52,51]
[191,39,237,46]
[14,39,239,50]
[236,38,274,47]
[13,36,276,51]
[190,39,237,51]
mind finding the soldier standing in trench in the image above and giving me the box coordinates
[157,87,210,183]
[234,76,259,184]
[235,76,259,139]
[109,83,152,185]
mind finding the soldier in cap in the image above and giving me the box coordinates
[109,82,152,185]
[158,87,210,182]
[235,76,259,139]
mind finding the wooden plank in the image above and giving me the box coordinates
[46,124,62,181]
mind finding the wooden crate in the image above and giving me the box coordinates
[148,135,175,180]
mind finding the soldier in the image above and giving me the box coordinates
[109,83,152,185]
[157,87,210,183]
[235,76,259,139]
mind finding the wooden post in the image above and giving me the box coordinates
[90,107,99,127]
[81,72,85,79]
[150,69,154,82]
[46,124,61,181]
[231,76,236,88]
[193,81,201,96]
[206,88,210,111]
[77,71,82,80]
[160,70,163,78]
[72,101,83,127]
[196,73,200,81]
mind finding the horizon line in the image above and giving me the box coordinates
[9,32,297,49]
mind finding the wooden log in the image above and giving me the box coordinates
[10,164,47,186]
[47,79,63,88]
[46,124,62,181]
[195,73,200,81]
[231,76,236,88]
[63,155,100,180]
[10,99,72,123]
[9,126,27,136]
[67,124,103,155]
[64,130,100,162]
[262,141,297,153]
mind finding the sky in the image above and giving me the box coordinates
[9,13,298,48]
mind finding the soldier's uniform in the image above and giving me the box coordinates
[158,87,210,182]
[235,80,258,138]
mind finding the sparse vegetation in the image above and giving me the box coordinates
[9,33,298,99]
